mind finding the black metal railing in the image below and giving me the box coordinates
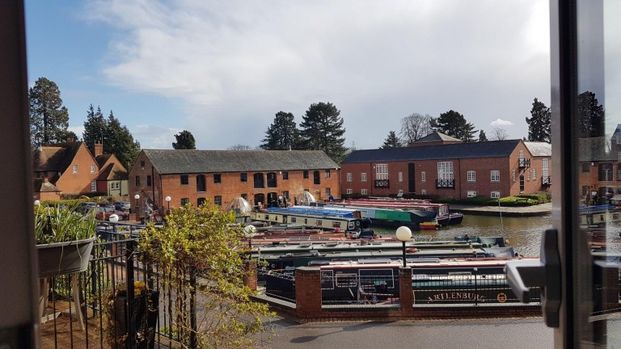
[518,158,530,168]
[374,179,390,188]
[435,179,455,189]
[542,176,551,186]
[40,223,199,349]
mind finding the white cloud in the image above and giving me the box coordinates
[85,0,550,149]
[131,124,181,149]
[490,118,515,127]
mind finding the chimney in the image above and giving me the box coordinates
[94,142,104,157]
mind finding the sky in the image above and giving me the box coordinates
[25,0,551,150]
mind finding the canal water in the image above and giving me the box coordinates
[374,214,552,257]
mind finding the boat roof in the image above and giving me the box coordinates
[317,257,535,269]
[267,206,358,218]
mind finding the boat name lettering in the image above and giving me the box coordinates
[426,292,485,302]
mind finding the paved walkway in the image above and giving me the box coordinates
[268,317,553,349]
[450,203,552,217]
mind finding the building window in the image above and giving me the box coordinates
[532,168,537,180]
[346,188,353,194]
[325,188,331,198]
[196,174,206,191]
[267,172,278,187]
[181,198,189,206]
[240,172,247,182]
[282,191,289,200]
[282,171,288,180]
[490,191,501,199]
[241,193,248,200]
[618,152,621,161]
[543,158,549,178]
[375,164,388,180]
[303,170,309,179]
[346,173,352,182]
[253,173,265,188]
[140,160,145,168]
[214,196,222,206]
[598,163,613,181]
[437,161,454,180]
[467,170,476,182]
[512,169,516,182]
[146,175,152,187]
[90,181,96,192]
[361,173,367,182]
[197,197,206,206]
[72,164,78,174]
[467,191,477,198]
[214,174,221,183]
[135,176,140,186]
[398,171,403,183]
[421,171,426,182]
[490,170,500,182]
[180,175,189,185]
[325,169,331,178]
[313,171,321,185]
[90,164,96,173]
[361,189,368,196]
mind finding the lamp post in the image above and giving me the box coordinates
[395,226,412,268]
[134,194,140,217]
[165,195,172,214]
[34,200,40,206]
[109,213,119,233]
[244,224,257,251]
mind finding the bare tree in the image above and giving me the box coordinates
[400,113,433,145]
[491,127,509,141]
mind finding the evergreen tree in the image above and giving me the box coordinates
[478,130,488,142]
[577,91,605,138]
[83,104,107,151]
[261,111,300,150]
[103,111,140,168]
[299,102,346,162]
[172,130,197,149]
[432,110,476,142]
[381,131,402,149]
[29,77,70,147]
[525,98,551,142]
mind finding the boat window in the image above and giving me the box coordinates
[290,217,296,223]
[359,269,394,289]
[332,221,341,228]
[321,270,334,290]
[335,273,358,287]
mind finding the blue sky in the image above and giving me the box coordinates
[25,0,551,149]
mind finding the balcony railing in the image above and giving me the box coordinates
[518,158,531,168]
[374,179,390,188]
[436,178,455,189]
[542,176,551,186]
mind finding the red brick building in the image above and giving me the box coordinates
[129,149,340,214]
[32,142,129,200]
[340,132,551,200]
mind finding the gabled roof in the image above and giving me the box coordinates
[97,163,128,181]
[33,178,60,192]
[33,143,81,172]
[524,142,551,157]
[142,149,340,174]
[343,140,521,163]
[95,154,112,168]
[415,131,462,143]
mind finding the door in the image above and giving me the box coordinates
[519,174,525,192]
[408,163,416,193]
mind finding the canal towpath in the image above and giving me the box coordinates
[449,202,552,217]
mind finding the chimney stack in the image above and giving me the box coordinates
[94,142,104,157]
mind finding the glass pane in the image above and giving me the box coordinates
[577,0,621,346]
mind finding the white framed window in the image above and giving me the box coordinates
[375,164,388,180]
[542,158,549,178]
[90,181,96,192]
[346,172,352,182]
[467,191,478,198]
[466,170,476,182]
[72,164,78,174]
[90,164,96,173]
[512,169,516,182]
[532,168,537,180]
[421,171,426,182]
[398,171,403,183]
[437,161,454,180]
[361,188,368,195]
[490,170,500,182]
[346,188,353,194]
[490,191,501,199]
[361,173,367,182]
[420,189,427,195]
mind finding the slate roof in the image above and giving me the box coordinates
[343,140,521,163]
[142,149,340,174]
[524,142,551,157]
[415,131,462,143]
[95,154,112,168]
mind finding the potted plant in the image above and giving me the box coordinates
[34,203,97,277]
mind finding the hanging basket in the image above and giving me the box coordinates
[37,237,95,277]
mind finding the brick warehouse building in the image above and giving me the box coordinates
[340,135,551,200]
[129,149,340,215]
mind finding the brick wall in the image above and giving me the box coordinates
[55,143,100,195]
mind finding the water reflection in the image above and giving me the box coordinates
[375,214,552,256]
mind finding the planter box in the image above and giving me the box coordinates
[37,237,95,277]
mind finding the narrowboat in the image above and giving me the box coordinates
[249,206,365,235]
[579,204,621,228]
[327,204,437,230]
